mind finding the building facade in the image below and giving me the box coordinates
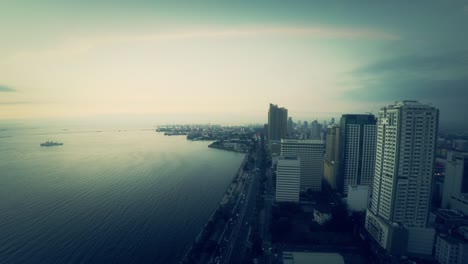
[442,151,468,215]
[435,233,468,264]
[340,114,377,194]
[347,185,370,212]
[276,156,301,202]
[365,100,439,255]
[310,120,322,140]
[268,103,288,142]
[281,139,324,191]
[324,125,340,190]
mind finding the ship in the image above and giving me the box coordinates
[40,141,64,147]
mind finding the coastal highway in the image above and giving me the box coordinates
[209,168,259,264]
[261,167,274,264]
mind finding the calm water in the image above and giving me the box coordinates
[0,121,244,263]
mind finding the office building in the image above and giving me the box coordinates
[365,100,439,255]
[442,151,468,215]
[276,156,301,202]
[281,139,324,191]
[340,114,377,194]
[435,232,468,264]
[287,117,294,138]
[311,120,322,140]
[324,125,340,190]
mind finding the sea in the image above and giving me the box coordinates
[0,120,245,263]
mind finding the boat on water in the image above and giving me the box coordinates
[40,141,64,147]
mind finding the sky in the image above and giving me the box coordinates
[1,0,468,127]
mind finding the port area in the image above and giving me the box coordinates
[180,143,260,264]
[208,141,249,153]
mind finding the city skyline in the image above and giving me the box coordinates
[1,1,468,128]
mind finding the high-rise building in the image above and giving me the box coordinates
[287,117,294,138]
[276,156,301,202]
[324,125,340,190]
[340,114,377,194]
[311,120,322,140]
[365,101,439,255]
[281,139,324,191]
[268,104,288,153]
[442,151,468,215]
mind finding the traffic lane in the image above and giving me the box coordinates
[227,174,259,263]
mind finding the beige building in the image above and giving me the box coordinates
[281,139,324,191]
[276,156,301,203]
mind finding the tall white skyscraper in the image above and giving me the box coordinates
[281,139,324,191]
[276,156,301,202]
[365,101,439,255]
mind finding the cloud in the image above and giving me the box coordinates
[0,101,32,105]
[351,51,468,77]
[0,85,15,92]
[340,51,468,127]
[343,51,468,100]
[342,78,468,102]
[134,25,400,41]
[7,24,398,62]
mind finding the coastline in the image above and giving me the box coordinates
[208,143,248,153]
[180,153,249,263]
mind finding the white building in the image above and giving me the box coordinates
[281,139,324,191]
[365,101,439,255]
[276,156,301,203]
[435,233,468,264]
[347,185,369,212]
[442,151,468,215]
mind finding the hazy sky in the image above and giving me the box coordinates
[1,1,467,126]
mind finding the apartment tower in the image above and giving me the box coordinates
[268,103,288,153]
[365,101,439,255]
[340,114,377,194]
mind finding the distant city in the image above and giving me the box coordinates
[2,1,468,263]
[157,100,468,264]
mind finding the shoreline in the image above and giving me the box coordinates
[179,153,249,263]
[208,144,248,153]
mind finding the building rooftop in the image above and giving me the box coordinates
[436,209,465,219]
[281,139,324,144]
[283,252,344,264]
[278,155,299,160]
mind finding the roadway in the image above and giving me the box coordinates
[208,166,259,264]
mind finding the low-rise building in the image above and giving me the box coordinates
[435,232,468,264]
[347,185,369,212]
[276,156,301,203]
[313,207,332,225]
